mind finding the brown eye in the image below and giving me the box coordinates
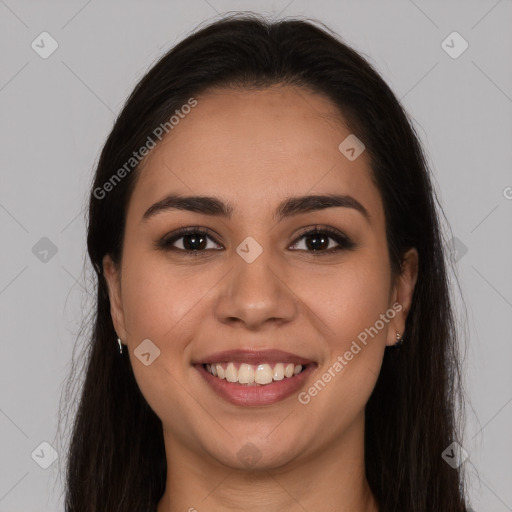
[157,227,223,255]
[290,226,355,254]
[177,233,208,251]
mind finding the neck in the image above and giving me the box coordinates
[157,415,378,512]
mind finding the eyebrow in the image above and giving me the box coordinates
[142,193,370,224]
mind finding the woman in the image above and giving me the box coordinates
[61,13,468,512]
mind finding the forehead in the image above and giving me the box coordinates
[127,85,383,224]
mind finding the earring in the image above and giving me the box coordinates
[395,331,403,347]
[117,337,123,354]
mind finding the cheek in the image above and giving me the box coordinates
[311,253,391,392]
[120,251,206,344]
[118,253,207,435]
[307,257,391,345]
[295,265,391,436]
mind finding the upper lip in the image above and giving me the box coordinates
[195,349,314,366]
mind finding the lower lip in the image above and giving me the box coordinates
[196,364,316,406]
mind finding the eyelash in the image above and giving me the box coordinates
[156,225,356,257]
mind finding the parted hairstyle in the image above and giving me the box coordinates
[60,13,468,512]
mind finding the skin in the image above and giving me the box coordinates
[103,85,418,512]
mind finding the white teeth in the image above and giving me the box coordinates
[238,363,255,384]
[273,363,285,381]
[215,364,225,379]
[225,362,238,383]
[205,362,304,385]
[284,363,294,378]
[255,364,273,384]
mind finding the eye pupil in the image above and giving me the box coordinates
[306,233,329,251]
[183,234,207,251]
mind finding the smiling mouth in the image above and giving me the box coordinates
[203,362,307,386]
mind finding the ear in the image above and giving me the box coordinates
[386,248,419,347]
[102,254,127,341]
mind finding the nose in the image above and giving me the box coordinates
[213,248,298,331]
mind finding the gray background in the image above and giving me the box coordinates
[1,1,511,510]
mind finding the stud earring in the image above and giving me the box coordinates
[395,331,403,347]
[117,337,123,354]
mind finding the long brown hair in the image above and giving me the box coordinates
[60,13,468,511]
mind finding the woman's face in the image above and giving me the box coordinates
[104,85,417,471]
